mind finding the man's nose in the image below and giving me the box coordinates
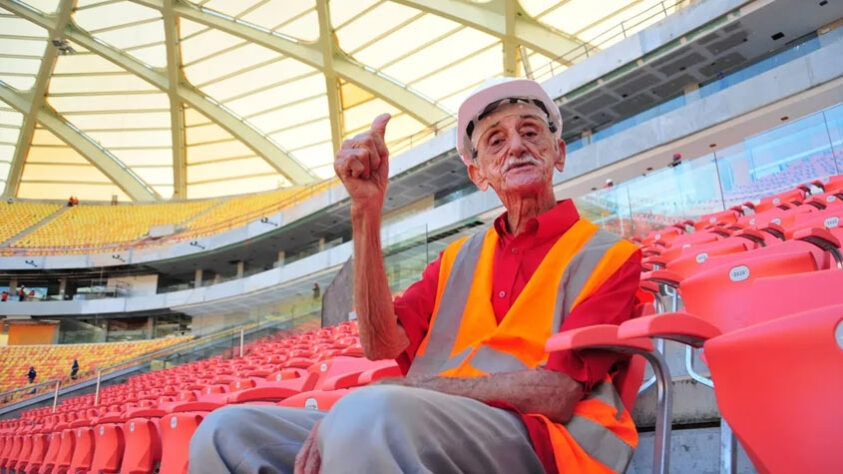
[507,132,528,156]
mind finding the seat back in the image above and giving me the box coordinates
[91,423,125,473]
[704,304,843,473]
[53,428,75,469]
[158,413,205,474]
[121,418,161,474]
[69,426,95,472]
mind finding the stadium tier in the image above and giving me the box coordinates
[0,177,841,472]
[0,202,61,245]
[0,337,191,395]
[10,201,218,251]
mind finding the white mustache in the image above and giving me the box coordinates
[503,154,541,172]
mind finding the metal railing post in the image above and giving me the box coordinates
[51,380,60,413]
[240,330,245,357]
[94,369,102,406]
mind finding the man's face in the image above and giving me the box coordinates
[466,102,565,196]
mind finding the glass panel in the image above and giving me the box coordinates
[824,104,843,173]
[574,185,632,238]
[716,112,837,208]
[626,153,724,236]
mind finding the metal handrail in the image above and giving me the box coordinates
[0,318,283,406]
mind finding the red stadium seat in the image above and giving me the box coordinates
[158,413,205,474]
[121,418,162,474]
[21,432,48,473]
[277,389,353,411]
[47,428,75,474]
[69,426,95,473]
[90,423,125,473]
[704,304,843,472]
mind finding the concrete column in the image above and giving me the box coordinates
[275,250,286,268]
[146,316,155,338]
[213,274,221,285]
[580,129,593,145]
[194,268,203,288]
[9,278,17,293]
[58,278,67,298]
[236,261,245,278]
[318,238,326,252]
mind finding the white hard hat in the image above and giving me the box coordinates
[456,77,562,165]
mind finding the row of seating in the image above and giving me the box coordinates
[1,179,339,254]
[0,322,406,473]
[0,337,191,396]
[549,174,843,472]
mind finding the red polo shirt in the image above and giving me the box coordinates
[392,199,642,473]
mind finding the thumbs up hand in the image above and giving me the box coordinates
[334,114,392,214]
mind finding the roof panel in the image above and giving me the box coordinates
[223,74,326,118]
[49,73,157,94]
[53,53,125,74]
[0,17,47,36]
[239,0,314,31]
[0,75,36,90]
[337,1,422,52]
[202,0,264,18]
[85,129,171,148]
[185,122,231,145]
[48,92,170,112]
[269,118,331,151]
[330,0,380,29]
[342,97,400,135]
[248,95,329,132]
[292,142,334,168]
[352,14,460,69]
[0,57,41,75]
[200,57,316,100]
[187,156,276,183]
[184,42,278,85]
[23,0,60,13]
[63,111,171,130]
[180,26,245,65]
[18,182,132,201]
[0,38,49,56]
[26,146,89,164]
[110,148,172,166]
[410,44,502,101]
[187,139,253,163]
[275,9,319,42]
[188,173,286,199]
[74,1,160,32]
[0,109,23,127]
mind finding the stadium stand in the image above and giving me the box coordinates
[0,202,61,245]
[0,176,841,472]
[0,337,190,395]
[10,201,218,251]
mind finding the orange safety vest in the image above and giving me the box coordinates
[408,219,639,473]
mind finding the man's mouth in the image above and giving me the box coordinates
[504,155,540,172]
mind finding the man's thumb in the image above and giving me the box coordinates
[371,113,391,137]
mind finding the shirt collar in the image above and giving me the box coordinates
[493,199,580,243]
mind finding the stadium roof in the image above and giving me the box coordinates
[0,0,685,201]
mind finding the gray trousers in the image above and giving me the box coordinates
[189,385,545,473]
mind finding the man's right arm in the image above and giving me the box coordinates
[335,114,409,360]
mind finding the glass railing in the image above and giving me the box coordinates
[576,103,843,237]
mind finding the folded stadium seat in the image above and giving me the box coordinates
[319,359,400,391]
[805,191,843,209]
[281,357,316,369]
[69,426,95,473]
[90,423,125,473]
[704,304,843,473]
[779,207,843,239]
[277,389,353,411]
[158,413,206,474]
[21,431,48,473]
[812,175,843,194]
[753,187,806,213]
[696,209,742,230]
[121,418,161,474]
[222,370,319,404]
[38,430,63,474]
[662,229,774,279]
[356,361,403,386]
[12,431,34,473]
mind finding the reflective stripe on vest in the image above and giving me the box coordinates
[407,219,639,472]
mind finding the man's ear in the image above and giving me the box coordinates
[554,138,566,173]
[467,161,489,191]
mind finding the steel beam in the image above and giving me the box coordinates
[390,0,582,65]
[315,0,343,156]
[3,0,76,199]
[131,0,452,126]
[163,0,186,198]
[0,83,159,201]
[2,0,316,185]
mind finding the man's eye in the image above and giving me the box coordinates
[490,138,503,147]
[524,131,537,138]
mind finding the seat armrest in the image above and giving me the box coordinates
[734,228,768,246]
[644,269,682,288]
[796,227,842,267]
[617,312,721,347]
[545,324,654,353]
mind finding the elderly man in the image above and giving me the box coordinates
[190,78,641,474]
